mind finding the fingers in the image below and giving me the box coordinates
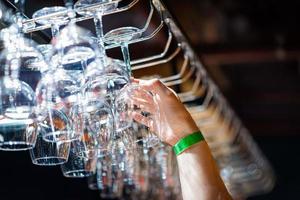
[132,111,155,132]
[132,78,167,95]
[131,97,157,114]
[132,78,180,100]
[130,88,154,103]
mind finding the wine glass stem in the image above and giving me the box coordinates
[51,23,65,68]
[94,12,106,58]
[120,43,131,79]
[16,0,26,13]
[51,23,60,39]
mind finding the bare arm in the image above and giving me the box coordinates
[177,141,232,200]
[132,79,232,200]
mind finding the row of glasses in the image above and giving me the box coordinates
[0,0,183,199]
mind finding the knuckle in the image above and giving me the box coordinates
[153,79,163,87]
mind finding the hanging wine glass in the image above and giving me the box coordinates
[96,153,124,199]
[0,26,43,151]
[103,16,161,147]
[74,0,121,55]
[32,6,69,39]
[35,25,98,143]
[104,26,142,77]
[69,96,114,159]
[75,0,129,97]
[52,24,98,87]
[61,139,94,178]
[29,124,71,166]
[35,66,76,143]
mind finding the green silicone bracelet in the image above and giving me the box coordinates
[173,131,204,156]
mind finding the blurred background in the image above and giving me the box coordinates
[0,0,300,199]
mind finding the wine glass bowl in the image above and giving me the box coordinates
[37,107,72,143]
[0,116,37,151]
[78,99,114,156]
[54,24,98,66]
[114,83,161,148]
[82,57,129,99]
[0,41,38,151]
[30,125,70,166]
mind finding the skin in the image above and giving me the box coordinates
[131,78,232,200]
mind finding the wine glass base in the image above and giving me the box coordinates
[105,27,142,45]
[32,157,67,166]
[88,182,99,190]
[63,170,93,178]
[33,6,69,25]
[0,142,34,151]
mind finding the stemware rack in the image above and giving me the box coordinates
[0,0,276,199]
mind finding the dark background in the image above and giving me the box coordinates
[1,0,300,199]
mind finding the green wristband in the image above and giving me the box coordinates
[173,131,204,156]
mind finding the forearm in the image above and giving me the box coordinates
[177,141,232,200]
[133,79,232,199]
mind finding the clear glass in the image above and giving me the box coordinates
[75,0,120,61]
[69,98,113,158]
[82,58,129,99]
[61,139,95,178]
[35,71,78,143]
[36,104,72,143]
[115,83,161,148]
[53,24,99,92]
[0,28,40,151]
[75,0,120,17]
[30,125,70,166]
[53,23,98,67]
[103,21,161,148]
[32,6,69,38]
[104,26,143,77]
[0,116,36,151]
[87,173,99,190]
[96,154,124,199]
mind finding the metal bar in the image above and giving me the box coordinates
[132,46,180,70]
[130,30,173,65]
[160,55,189,82]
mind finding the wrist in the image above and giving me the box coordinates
[171,122,199,146]
[173,131,205,156]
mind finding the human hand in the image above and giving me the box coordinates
[131,79,199,146]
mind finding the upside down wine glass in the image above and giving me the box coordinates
[75,0,129,94]
[74,0,121,58]
[75,0,132,152]
[0,26,43,151]
[32,5,75,143]
[35,21,99,143]
[104,25,161,148]
[29,125,71,166]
